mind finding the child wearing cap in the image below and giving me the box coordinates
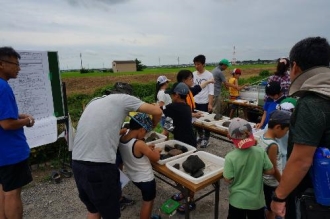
[257,110,291,219]
[163,82,197,213]
[224,118,274,219]
[155,75,172,139]
[118,113,162,219]
[228,68,249,119]
[256,81,286,129]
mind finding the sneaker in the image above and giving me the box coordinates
[200,139,209,148]
[120,196,135,211]
[177,202,196,214]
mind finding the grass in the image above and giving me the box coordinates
[60,64,275,78]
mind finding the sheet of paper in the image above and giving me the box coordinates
[119,169,130,189]
[8,51,57,148]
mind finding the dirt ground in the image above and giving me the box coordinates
[22,137,234,219]
[62,67,275,96]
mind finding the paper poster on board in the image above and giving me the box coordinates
[8,51,57,148]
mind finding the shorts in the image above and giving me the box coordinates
[227,204,265,219]
[72,160,121,219]
[0,158,32,192]
[230,96,240,109]
[264,184,276,211]
[133,179,156,201]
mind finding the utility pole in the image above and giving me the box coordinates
[177,57,180,65]
[80,53,82,68]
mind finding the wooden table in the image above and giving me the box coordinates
[224,99,263,118]
[152,162,223,219]
[193,121,232,143]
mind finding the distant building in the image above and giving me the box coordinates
[112,60,136,72]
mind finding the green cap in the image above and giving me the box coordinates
[280,97,297,112]
[219,59,231,66]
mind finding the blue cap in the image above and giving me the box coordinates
[130,113,153,132]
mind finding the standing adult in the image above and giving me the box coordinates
[270,36,330,218]
[192,55,214,148]
[212,59,232,116]
[72,87,162,219]
[267,58,291,97]
[0,47,35,219]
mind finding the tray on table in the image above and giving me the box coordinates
[166,151,225,184]
[155,140,197,165]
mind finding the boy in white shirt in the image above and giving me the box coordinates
[192,54,214,148]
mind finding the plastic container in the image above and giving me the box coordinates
[145,131,167,145]
[155,140,197,165]
[310,147,330,206]
[166,151,225,184]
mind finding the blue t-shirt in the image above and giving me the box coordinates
[0,79,30,166]
[262,95,286,129]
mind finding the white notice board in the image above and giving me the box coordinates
[8,51,57,148]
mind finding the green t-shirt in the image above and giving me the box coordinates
[224,146,273,210]
[288,93,330,156]
[287,93,330,190]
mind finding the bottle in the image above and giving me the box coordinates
[311,147,330,206]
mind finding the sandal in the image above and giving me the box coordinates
[51,171,61,184]
[171,193,184,201]
[177,202,196,214]
[59,168,72,178]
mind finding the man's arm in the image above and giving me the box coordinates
[271,144,316,217]
[137,103,162,128]
[0,116,35,130]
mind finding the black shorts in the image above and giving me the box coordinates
[227,204,265,219]
[0,158,32,192]
[133,179,156,201]
[264,184,276,211]
[72,161,121,219]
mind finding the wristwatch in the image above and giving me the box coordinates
[272,192,287,202]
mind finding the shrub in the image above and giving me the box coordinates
[259,70,270,77]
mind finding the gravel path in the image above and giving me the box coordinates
[22,137,234,219]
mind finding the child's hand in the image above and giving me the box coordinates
[119,128,127,135]
[148,144,155,150]
[255,123,262,129]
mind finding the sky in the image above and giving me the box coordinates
[1,0,330,69]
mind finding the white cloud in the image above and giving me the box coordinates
[0,0,329,68]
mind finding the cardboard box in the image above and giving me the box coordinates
[166,151,225,184]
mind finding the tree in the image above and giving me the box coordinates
[135,58,147,71]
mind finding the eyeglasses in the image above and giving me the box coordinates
[0,59,20,67]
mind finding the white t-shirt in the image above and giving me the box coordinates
[157,90,172,106]
[72,94,143,163]
[193,70,214,104]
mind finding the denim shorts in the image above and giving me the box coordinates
[0,158,32,192]
[133,179,156,201]
[72,160,121,219]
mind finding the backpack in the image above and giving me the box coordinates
[105,82,133,95]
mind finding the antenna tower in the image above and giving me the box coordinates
[232,46,237,65]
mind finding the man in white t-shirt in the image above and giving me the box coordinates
[192,54,214,148]
[72,86,162,219]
